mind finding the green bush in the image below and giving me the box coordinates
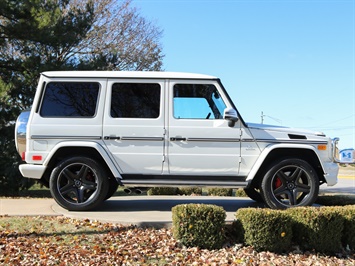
[235,208,292,252]
[178,187,203,195]
[172,204,226,250]
[235,188,248,197]
[207,188,233,196]
[147,187,178,195]
[339,205,355,249]
[286,207,344,253]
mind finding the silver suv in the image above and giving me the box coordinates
[15,71,350,211]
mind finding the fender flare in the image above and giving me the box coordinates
[246,143,324,181]
[43,141,123,179]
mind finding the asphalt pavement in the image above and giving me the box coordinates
[0,196,263,228]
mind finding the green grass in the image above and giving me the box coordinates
[0,216,112,242]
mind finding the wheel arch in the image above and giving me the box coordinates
[40,142,122,187]
[246,145,325,188]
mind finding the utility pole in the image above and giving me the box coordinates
[261,111,282,125]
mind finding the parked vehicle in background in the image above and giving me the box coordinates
[15,71,353,211]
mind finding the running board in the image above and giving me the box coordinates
[120,179,249,188]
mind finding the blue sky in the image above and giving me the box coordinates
[133,0,354,150]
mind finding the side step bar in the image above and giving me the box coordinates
[120,179,249,188]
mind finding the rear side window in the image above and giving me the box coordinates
[40,82,100,117]
[111,83,161,118]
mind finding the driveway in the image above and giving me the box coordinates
[53,196,264,227]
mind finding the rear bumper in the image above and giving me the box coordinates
[19,164,46,179]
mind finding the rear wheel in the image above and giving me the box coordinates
[261,158,319,209]
[50,157,109,211]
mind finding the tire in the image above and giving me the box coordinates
[105,178,119,200]
[261,158,319,209]
[49,157,109,211]
[243,187,264,203]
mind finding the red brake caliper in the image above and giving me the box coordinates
[274,176,282,188]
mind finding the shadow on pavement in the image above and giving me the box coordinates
[98,197,265,212]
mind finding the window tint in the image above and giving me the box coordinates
[111,83,161,118]
[173,84,226,119]
[40,82,100,117]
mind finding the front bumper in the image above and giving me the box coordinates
[322,162,339,186]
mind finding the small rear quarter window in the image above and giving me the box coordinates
[40,82,100,117]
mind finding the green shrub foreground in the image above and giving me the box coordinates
[172,204,355,253]
[237,206,355,253]
[172,204,226,249]
[235,208,293,252]
[286,207,344,253]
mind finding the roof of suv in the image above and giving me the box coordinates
[41,71,218,80]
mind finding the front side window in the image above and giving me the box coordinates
[111,83,161,118]
[40,82,100,117]
[173,84,227,119]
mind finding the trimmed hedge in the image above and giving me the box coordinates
[235,208,292,252]
[147,187,178,195]
[172,204,226,250]
[207,188,233,196]
[235,188,248,197]
[339,205,355,250]
[235,206,354,253]
[286,207,344,253]
[178,187,203,196]
[171,204,355,253]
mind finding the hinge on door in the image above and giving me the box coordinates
[162,155,165,162]
[240,129,243,137]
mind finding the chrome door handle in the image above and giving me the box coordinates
[170,137,186,141]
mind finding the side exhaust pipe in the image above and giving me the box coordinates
[123,187,148,194]
[123,188,132,194]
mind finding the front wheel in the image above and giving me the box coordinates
[261,158,319,209]
[50,157,109,211]
[244,187,264,203]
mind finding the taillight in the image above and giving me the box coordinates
[32,155,42,161]
[21,152,25,161]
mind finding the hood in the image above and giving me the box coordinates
[246,122,326,137]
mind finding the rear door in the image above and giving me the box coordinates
[103,79,165,174]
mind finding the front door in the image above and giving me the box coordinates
[103,79,165,174]
[168,80,241,176]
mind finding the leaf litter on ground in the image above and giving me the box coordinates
[0,216,354,265]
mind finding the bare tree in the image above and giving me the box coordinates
[0,0,164,195]
[68,0,164,70]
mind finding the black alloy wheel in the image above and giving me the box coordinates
[50,157,109,211]
[261,158,319,209]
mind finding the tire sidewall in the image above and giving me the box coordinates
[50,156,109,211]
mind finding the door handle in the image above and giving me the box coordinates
[170,137,187,141]
[104,136,121,140]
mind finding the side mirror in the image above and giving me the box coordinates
[223,108,238,127]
